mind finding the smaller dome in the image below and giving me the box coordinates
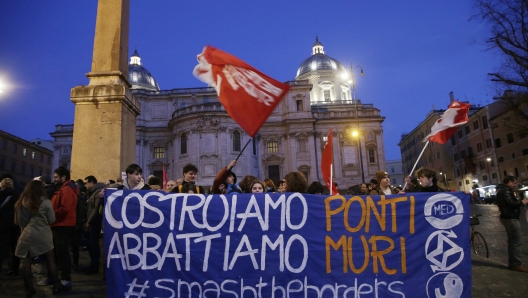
[296,37,346,78]
[128,49,160,91]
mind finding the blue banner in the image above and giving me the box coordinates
[104,191,471,298]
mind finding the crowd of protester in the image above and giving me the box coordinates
[2,160,508,296]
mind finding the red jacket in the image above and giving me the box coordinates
[50,180,78,227]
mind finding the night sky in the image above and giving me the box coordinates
[0,0,501,161]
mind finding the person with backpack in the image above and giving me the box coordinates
[171,164,204,194]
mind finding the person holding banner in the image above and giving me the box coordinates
[496,176,528,272]
[117,164,151,191]
[250,180,265,193]
[403,167,445,193]
[370,171,398,195]
[171,164,204,194]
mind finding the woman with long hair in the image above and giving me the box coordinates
[14,180,63,296]
[263,178,276,192]
[283,172,309,193]
[250,180,265,193]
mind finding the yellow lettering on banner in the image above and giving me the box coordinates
[400,237,406,273]
[324,195,346,231]
[325,235,347,273]
[369,236,396,275]
[378,196,408,233]
[365,196,386,232]
[344,196,366,232]
[347,235,369,274]
[409,196,415,234]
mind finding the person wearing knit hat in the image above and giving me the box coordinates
[211,160,242,194]
[370,170,398,195]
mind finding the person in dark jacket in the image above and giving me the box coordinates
[83,182,105,274]
[212,160,242,194]
[496,176,528,272]
[0,177,20,276]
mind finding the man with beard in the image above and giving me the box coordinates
[39,167,78,290]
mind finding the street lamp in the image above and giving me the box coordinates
[348,66,365,183]
[352,130,365,183]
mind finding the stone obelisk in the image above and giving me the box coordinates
[70,0,139,181]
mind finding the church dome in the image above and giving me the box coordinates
[296,37,346,78]
[128,49,160,91]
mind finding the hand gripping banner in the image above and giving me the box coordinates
[104,191,471,297]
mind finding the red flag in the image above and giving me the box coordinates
[321,128,339,195]
[193,46,290,138]
[423,100,471,144]
[162,164,168,189]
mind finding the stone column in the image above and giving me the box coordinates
[69,0,140,181]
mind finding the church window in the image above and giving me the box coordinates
[23,148,27,156]
[233,131,241,151]
[267,141,279,153]
[298,139,306,152]
[296,100,303,111]
[154,147,165,159]
[32,151,35,159]
[368,149,376,163]
[324,90,331,101]
[181,133,187,155]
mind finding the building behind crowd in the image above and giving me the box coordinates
[0,129,54,188]
[399,92,528,194]
[386,159,404,187]
[50,38,388,190]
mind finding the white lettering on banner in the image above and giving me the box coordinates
[106,192,308,233]
[194,233,221,272]
[106,232,307,273]
[158,233,182,271]
[202,195,229,232]
[139,276,406,298]
[176,232,203,271]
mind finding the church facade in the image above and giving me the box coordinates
[51,38,387,190]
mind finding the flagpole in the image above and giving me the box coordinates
[235,138,253,161]
[330,164,333,196]
[403,140,430,191]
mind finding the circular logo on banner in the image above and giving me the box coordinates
[426,272,463,298]
[424,193,464,229]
